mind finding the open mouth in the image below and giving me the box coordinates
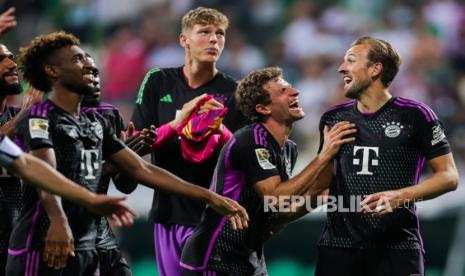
[343,76,352,85]
[289,100,301,111]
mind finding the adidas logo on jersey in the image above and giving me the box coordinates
[382,122,403,138]
[160,94,173,103]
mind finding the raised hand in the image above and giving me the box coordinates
[0,7,16,37]
[320,121,356,161]
[22,85,44,109]
[124,121,157,156]
[198,97,224,114]
[170,94,208,129]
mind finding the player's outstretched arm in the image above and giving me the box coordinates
[8,153,136,225]
[109,147,249,230]
[362,153,459,216]
[254,122,355,198]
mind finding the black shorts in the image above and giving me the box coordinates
[315,247,424,276]
[5,249,98,276]
[97,247,131,276]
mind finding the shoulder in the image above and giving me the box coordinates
[136,67,177,104]
[7,104,22,114]
[234,123,269,149]
[215,71,238,93]
[392,97,438,123]
[18,101,55,125]
[84,102,122,119]
[321,100,356,120]
[217,71,238,86]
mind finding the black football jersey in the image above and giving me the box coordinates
[0,105,22,253]
[9,99,125,253]
[82,102,125,250]
[181,123,298,275]
[317,97,451,249]
[131,66,247,226]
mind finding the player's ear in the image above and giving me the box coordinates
[44,65,58,79]
[180,33,188,49]
[370,62,383,78]
[256,104,271,116]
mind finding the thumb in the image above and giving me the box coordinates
[127,122,135,136]
[323,125,329,135]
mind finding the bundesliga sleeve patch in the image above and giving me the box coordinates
[431,125,446,146]
[29,118,49,139]
[255,148,275,170]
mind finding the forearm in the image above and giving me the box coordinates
[397,171,458,202]
[134,163,212,203]
[271,154,330,197]
[150,122,177,151]
[18,155,96,208]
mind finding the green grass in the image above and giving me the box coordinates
[130,258,445,276]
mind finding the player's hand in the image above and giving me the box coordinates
[170,94,209,128]
[124,122,157,156]
[43,218,75,269]
[360,190,406,217]
[21,85,44,109]
[198,97,223,114]
[208,194,249,230]
[85,194,137,227]
[319,122,356,161]
[0,7,16,37]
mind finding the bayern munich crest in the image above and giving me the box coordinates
[382,122,404,138]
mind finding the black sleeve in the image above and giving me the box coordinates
[98,114,126,159]
[15,111,54,151]
[131,70,160,129]
[232,137,280,185]
[112,109,126,134]
[415,109,451,160]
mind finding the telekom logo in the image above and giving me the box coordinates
[353,146,379,175]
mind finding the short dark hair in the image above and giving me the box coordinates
[352,36,401,87]
[236,67,283,122]
[18,31,80,92]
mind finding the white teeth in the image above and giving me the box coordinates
[343,77,352,83]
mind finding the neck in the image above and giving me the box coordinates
[183,58,217,89]
[0,95,7,113]
[48,86,83,116]
[356,84,392,113]
[261,119,293,148]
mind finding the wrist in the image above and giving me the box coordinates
[48,213,69,224]
[316,152,331,164]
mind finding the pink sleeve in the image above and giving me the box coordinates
[218,125,233,147]
[151,122,178,151]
